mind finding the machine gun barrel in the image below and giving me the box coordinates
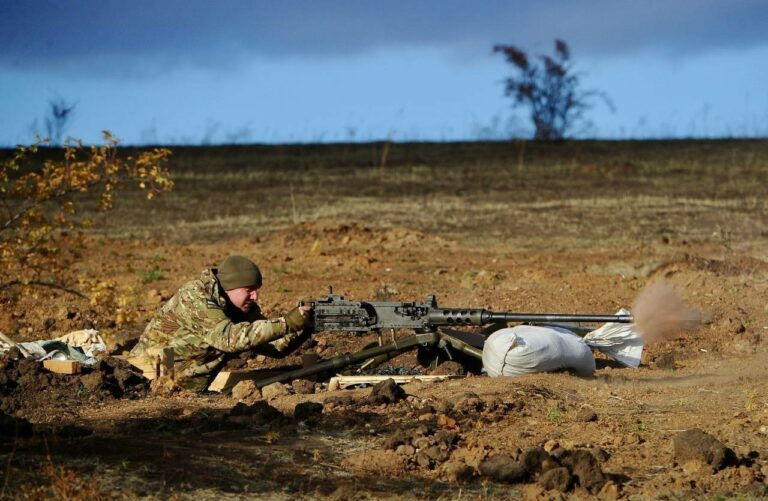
[485,312,633,323]
[427,308,633,326]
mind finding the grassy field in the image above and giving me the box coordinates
[76,139,766,250]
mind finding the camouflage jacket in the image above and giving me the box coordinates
[130,268,304,390]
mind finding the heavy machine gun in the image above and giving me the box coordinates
[311,290,632,332]
[253,288,633,389]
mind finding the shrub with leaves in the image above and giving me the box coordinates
[0,131,172,297]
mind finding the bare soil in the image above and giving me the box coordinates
[1,140,767,499]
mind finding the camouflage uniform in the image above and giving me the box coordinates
[129,268,306,390]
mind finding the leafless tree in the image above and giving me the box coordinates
[493,40,612,140]
[45,98,77,145]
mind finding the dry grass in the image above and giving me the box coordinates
[3,139,767,249]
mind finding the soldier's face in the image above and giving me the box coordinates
[226,286,260,313]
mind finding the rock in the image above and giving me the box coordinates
[434,400,452,414]
[521,447,553,477]
[575,407,598,422]
[294,401,323,421]
[423,445,449,463]
[544,440,560,453]
[452,392,485,413]
[538,467,573,492]
[80,371,106,393]
[418,413,434,422]
[478,455,528,483]
[485,397,507,414]
[232,380,262,402]
[560,449,606,494]
[418,404,436,416]
[673,428,737,471]
[383,432,408,450]
[228,401,284,426]
[146,289,164,304]
[413,436,433,450]
[261,382,290,400]
[102,357,149,395]
[226,358,247,370]
[433,429,458,448]
[323,395,356,408]
[368,378,406,405]
[415,452,432,469]
[441,461,474,483]
[291,379,315,395]
[395,444,416,457]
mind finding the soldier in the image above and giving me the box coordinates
[129,255,312,390]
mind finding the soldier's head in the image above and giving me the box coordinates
[217,255,263,313]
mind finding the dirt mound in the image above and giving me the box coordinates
[0,349,149,419]
[652,254,768,278]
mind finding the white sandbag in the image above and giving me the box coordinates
[583,309,643,368]
[483,325,596,377]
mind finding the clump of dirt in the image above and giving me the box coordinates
[368,378,407,404]
[632,280,702,342]
[0,349,149,418]
[293,401,323,422]
[228,400,286,427]
[673,428,739,472]
[476,446,609,494]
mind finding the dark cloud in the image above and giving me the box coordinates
[1,0,767,74]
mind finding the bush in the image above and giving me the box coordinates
[0,131,172,299]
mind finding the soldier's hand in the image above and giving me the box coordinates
[285,305,313,331]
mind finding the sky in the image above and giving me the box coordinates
[1,0,767,145]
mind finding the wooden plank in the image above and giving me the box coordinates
[329,374,461,389]
[0,331,17,346]
[120,356,158,380]
[43,359,82,374]
[207,369,288,393]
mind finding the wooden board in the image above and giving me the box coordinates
[207,369,290,393]
[328,374,462,389]
[43,359,82,374]
[120,356,158,380]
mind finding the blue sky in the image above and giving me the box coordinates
[1,0,767,145]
